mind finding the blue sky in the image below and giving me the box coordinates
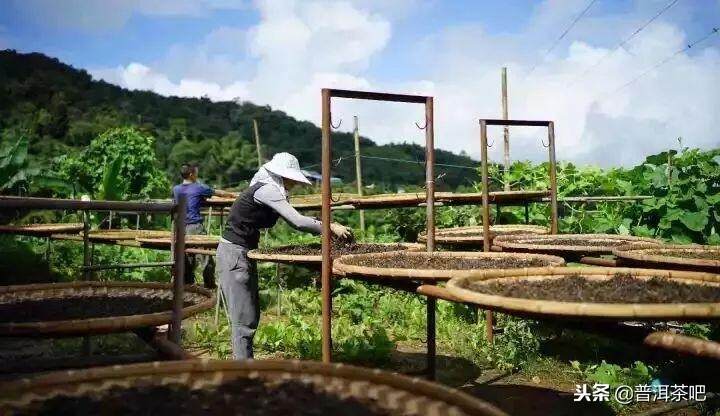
[1,0,719,166]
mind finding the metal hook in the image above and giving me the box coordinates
[331,118,342,129]
[487,139,495,148]
[415,120,427,130]
[541,137,550,148]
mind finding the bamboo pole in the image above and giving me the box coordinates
[353,116,366,234]
[253,119,263,168]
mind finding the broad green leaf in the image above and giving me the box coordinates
[680,210,708,232]
[670,233,694,244]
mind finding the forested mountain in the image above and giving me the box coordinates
[0,50,477,191]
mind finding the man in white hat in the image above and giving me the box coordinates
[217,152,352,359]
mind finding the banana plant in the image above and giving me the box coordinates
[0,136,73,196]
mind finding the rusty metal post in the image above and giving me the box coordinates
[82,210,91,281]
[169,194,186,345]
[480,121,491,252]
[479,120,494,343]
[501,67,510,191]
[548,122,559,234]
[424,96,437,380]
[353,116,365,234]
[320,89,333,363]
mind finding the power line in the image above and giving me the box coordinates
[571,0,679,85]
[595,26,719,102]
[527,0,600,76]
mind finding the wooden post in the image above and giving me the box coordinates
[82,210,91,281]
[169,194,186,345]
[353,116,366,234]
[253,119,263,168]
[480,120,494,344]
[502,67,510,191]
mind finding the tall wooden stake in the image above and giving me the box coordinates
[253,119,263,168]
[353,116,365,234]
[502,67,510,191]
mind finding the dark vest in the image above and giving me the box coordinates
[222,183,280,249]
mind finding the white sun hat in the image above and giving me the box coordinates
[263,152,311,185]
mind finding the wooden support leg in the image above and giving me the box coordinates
[45,237,51,263]
[276,263,282,317]
[485,311,494,344]
[214,285,222,327]
[82,336,93,356]
[426,296,436,380]
[524,203,530,224]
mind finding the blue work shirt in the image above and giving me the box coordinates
[172,182,214,224]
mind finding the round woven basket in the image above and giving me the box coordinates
[0,359,507,416]
[0,282,215,337]
[0,223,83,237]
[418,224,548,247]
[334,251,566,282]
[613,244,719,273]
[447,267,720,321]
[492,233,662,261]
[88,229,170,241]
[136,235,219,248]
[248,242,424,267]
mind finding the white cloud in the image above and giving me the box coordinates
[95,62,248,101]
[91,0,720,167]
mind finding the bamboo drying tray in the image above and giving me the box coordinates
[348,193,427,208]
[492,233,662,261]
[248,242,424,267]
[204,193,358,209]
[88,229,170,242]
[613,244,719,273]
[290,193,356,209]
[334,251,566,282]
[644,331,720,361]
[418,224,548,246]
[0,223,83,237]
[136,234,219,248]
[0,282,214,337]
[447,267,720,321]
[436,190,550,204]
[0,359,506,416]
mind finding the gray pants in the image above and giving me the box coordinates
[217,241,259,360]
[185,223,215,288]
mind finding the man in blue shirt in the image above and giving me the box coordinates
[173,164,234,288]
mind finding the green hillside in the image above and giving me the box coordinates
[0,50,477,191]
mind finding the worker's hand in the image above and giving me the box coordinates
[330,222,354,241]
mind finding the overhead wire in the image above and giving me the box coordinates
[593,26,719,103]
[527,0,600,76]
[569,0,680,86]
